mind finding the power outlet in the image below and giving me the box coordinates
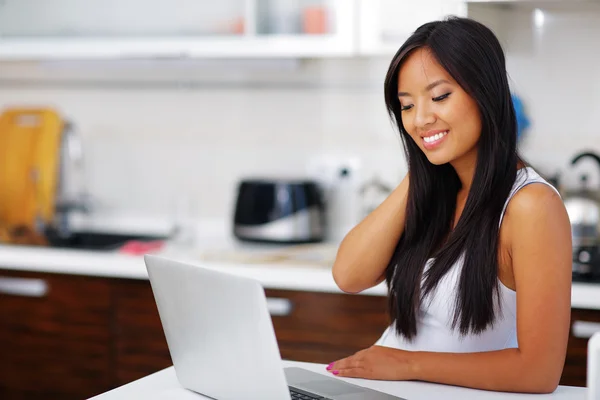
[305,154,362,191]
[306,154,363,241]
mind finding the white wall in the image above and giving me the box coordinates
[0,58,406,222]
[1,2,599,224]
[469,2,600,189]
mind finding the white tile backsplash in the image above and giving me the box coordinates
[0,79,403,221]
[1,3,600,223]
[469,2,600,188]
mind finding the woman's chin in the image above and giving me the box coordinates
[425,153,452,165]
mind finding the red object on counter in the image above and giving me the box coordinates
[119,240,165,255]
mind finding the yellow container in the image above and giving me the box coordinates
[0,107,63,243]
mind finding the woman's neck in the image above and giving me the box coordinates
[450,148,478,193]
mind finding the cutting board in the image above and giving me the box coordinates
[197,242,340,269]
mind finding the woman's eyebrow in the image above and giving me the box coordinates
[398,79,450,97]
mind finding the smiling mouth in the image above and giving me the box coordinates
[421,130,449,149]
[423,131,448,143]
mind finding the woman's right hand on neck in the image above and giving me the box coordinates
[332,174,410,293]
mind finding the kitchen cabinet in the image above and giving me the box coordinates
[112,279,173,386]
[0,0,355,60]
[110,283,391,381]
[266,288,390,363]
[0,270,112,400]
[108,284,392,383]
[0,268,390,399]
[0,0,472,60]
[356,0,467,56]
[0,267,593,400]
[561,308,600,387]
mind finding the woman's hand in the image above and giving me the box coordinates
[326,345,418,381]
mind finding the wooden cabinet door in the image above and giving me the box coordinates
[562,308,600,387]
[111,280,390,381]
[265,289,390,364]
[0,269,112,400]
[111,278,172,386]
[1,267,592,395]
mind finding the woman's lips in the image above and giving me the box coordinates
[422,130,448,150]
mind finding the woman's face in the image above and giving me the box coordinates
[397,47,482,166]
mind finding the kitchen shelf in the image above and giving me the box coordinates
[0,0,356,60]
[0,1,477,60]
[0,35,355,60]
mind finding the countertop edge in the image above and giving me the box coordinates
[0,244,388,296]
[1,245,599,305]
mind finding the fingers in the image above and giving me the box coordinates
[326,361,368,379]
[326,347,375,379]
[327,359,364,380]
[328,355,360,371]
[333,367,366,378]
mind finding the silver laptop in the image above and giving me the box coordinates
[144,254,404,400]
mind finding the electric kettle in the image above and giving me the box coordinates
[565,151,600,279]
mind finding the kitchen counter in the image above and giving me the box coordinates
[90,360,586,400]
[0,240,387,296]
[1,242,600,308]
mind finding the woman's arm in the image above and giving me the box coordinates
[413,183,572,392]
[329,183,573,393]
[332,174,409,294]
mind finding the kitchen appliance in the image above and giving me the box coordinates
[0,107,90,246]
[0,107,62,245]
[565,151,600,281]
[232,178,325,244]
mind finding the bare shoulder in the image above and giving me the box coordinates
[503,182,572,264]
[504,182,568,224]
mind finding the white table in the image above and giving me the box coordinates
[90,360,587,400]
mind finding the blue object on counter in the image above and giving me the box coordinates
[512,93,530,140]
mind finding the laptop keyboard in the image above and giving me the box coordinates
[289,386,326,399]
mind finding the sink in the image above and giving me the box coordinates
[44,230,169,251]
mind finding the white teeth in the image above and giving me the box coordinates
[423,131,448,143]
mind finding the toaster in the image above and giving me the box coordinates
[232,178,325,244]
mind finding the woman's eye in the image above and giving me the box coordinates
[433,93,451,102]
[400,104,413,111]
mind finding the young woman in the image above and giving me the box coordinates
[328,17,572,394]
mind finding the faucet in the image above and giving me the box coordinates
[52,121,93,238]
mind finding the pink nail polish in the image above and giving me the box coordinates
[332,370,339,375]
[326,363,333,370]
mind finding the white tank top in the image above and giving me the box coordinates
[375,167,559,352]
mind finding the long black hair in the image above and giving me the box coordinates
[384,16,522,340]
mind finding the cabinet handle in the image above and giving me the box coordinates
[572,320,600,339]
[266,297,293,317]
[0,277,49,297]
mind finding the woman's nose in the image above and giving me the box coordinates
[413,105,436,128]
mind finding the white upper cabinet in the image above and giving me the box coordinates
[357,0,467,56]
[0,0,469,60]
[0,0,356,59]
